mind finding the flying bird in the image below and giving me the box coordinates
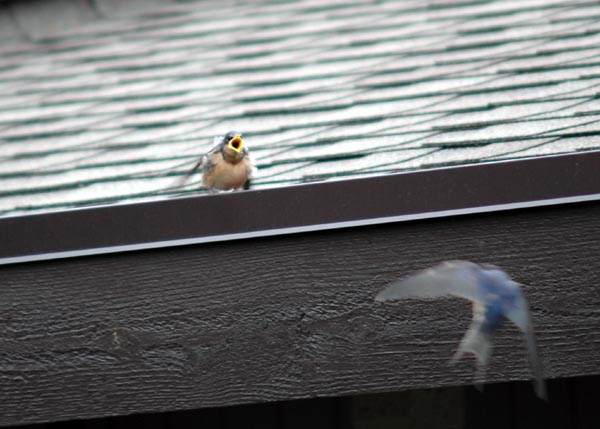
[178,131,255,191]
[375,260,546,399]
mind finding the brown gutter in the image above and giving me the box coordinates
[1,150,599,265]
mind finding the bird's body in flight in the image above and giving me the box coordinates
[376,260,546,399]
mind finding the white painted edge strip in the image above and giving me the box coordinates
[1,193,599,266]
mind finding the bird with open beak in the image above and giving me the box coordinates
[375,260,547,399]
[179,131,255,191]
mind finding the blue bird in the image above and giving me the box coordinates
[375,260,546,399]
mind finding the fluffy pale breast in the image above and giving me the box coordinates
[202,153,251,190]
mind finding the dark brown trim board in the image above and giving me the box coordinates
[1,151,599,265]
[1,194,600,425]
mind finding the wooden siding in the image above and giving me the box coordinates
[1,201,599,425]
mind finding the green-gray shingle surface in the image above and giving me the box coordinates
[1,0,600,217]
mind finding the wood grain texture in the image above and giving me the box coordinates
[0,202,599,426]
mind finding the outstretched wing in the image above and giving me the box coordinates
[375,260,486,303]
[503,289,547,399]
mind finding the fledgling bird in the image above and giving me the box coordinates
[375,260,546,399]
[178,131,255,191]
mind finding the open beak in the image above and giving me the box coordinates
[227,135,244,153]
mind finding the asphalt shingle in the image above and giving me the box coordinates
[0,0,599,217]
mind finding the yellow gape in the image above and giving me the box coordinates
[228,135,244,153]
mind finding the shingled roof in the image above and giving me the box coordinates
[1,0,600,217]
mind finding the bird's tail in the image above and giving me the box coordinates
[450,323,493,391]
[450,325,493,366]
[451,301,493,367]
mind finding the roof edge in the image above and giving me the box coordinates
[1,151,599,266]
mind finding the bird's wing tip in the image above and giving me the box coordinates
[374,281,408,302]
[374,291,390,302]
